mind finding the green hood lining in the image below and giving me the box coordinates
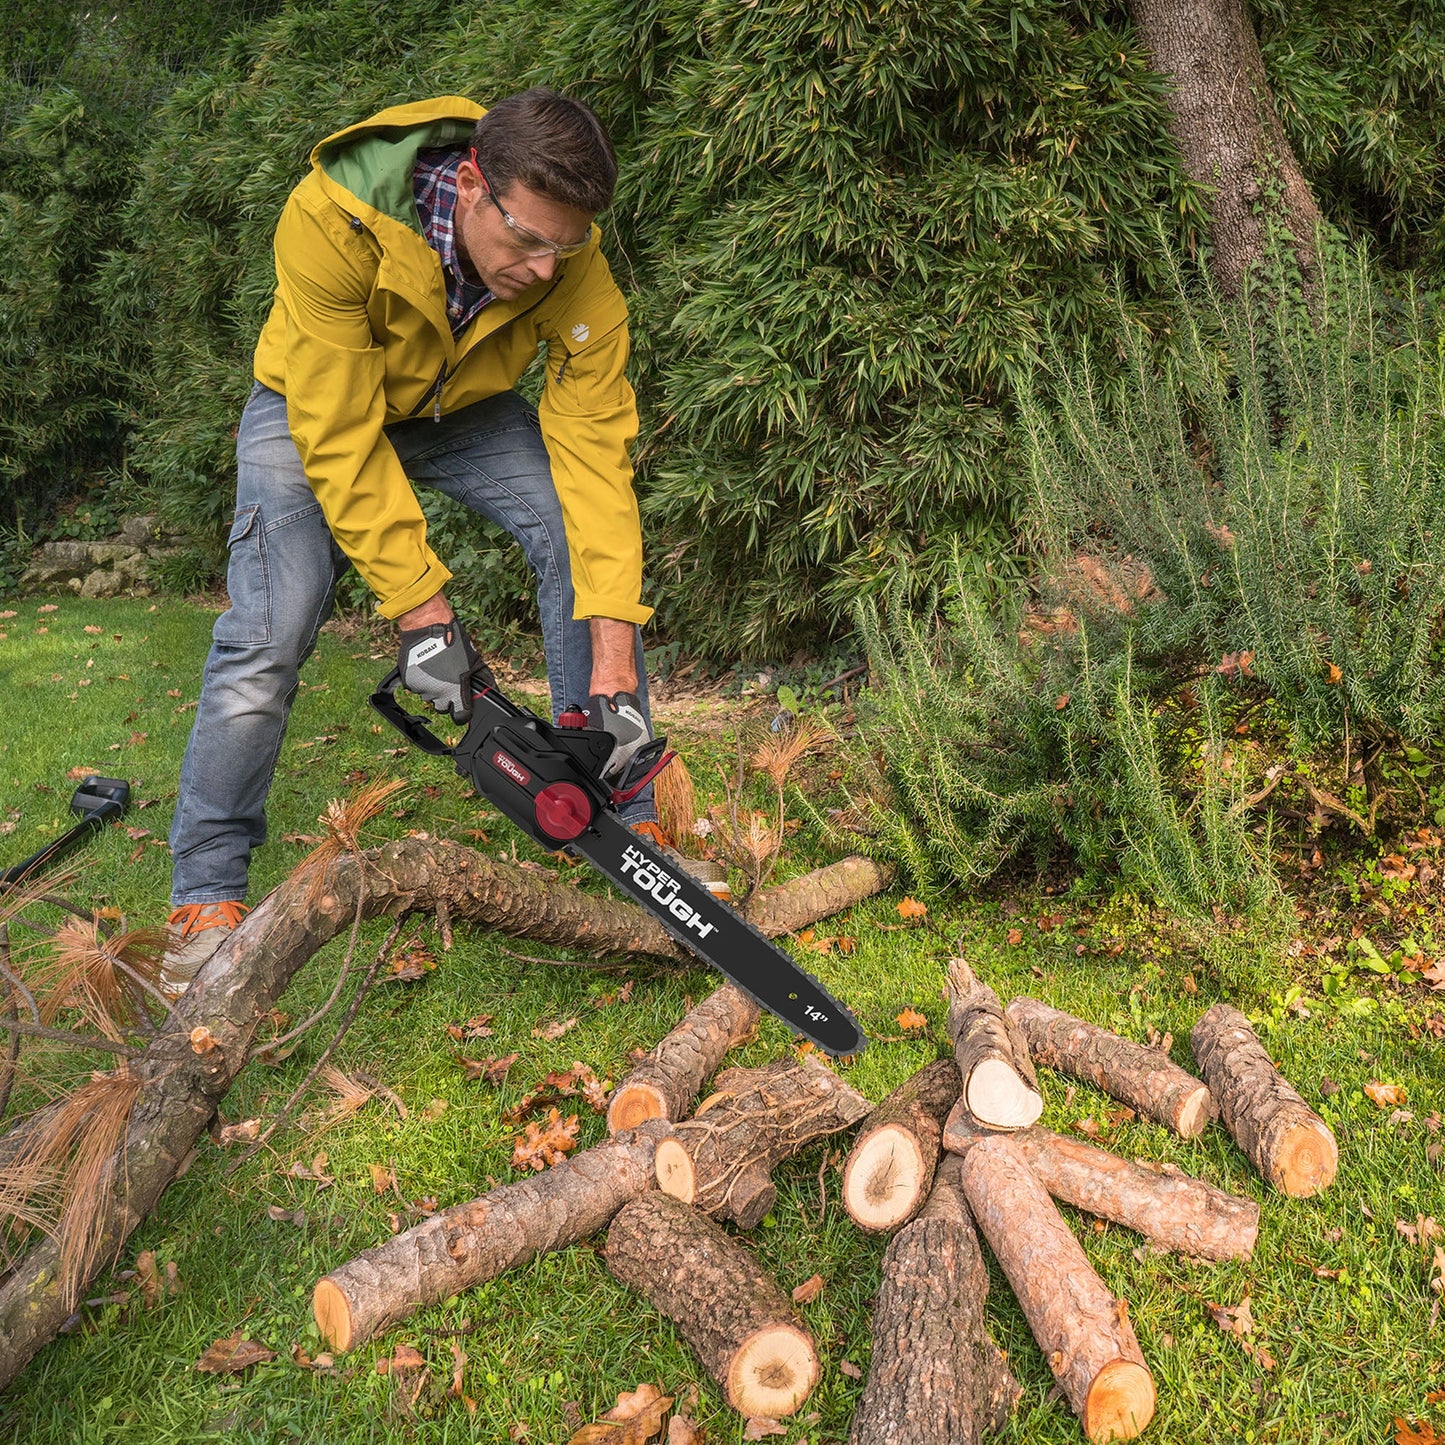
[317,117,476,230]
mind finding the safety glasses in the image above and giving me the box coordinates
[469,149,592,259]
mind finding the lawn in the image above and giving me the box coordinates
[0,595,1440,1445]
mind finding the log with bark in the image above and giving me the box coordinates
[654,1055,872,1228]
[605,1191,820,1419]
[944,1110,1258,1262]
[1004,997,1216,1139]
[606,983,759,1134]
[0,838,892,1391]
[946,959,1042,1130]
[1190,1003,1338,1198]
[314,1119,672,1351]
[960,1137,1156,1443]
[849,1153,1020,1445]
[841,1058,960,1233]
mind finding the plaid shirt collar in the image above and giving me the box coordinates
[413,146,493,336]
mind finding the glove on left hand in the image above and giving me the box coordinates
[586,691,652,781]
[397,619,491,724]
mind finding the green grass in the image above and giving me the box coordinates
[1,596,1441,1444]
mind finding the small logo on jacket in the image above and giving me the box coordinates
[570,322,590,344]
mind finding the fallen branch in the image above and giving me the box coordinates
[944,1110,1259,1261]
[946,959,1042,1130]
[0,838,890,1390]
[315,1120,671,1351]
[1004,997,1215,1139]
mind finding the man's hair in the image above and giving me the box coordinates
[471,88,617,214]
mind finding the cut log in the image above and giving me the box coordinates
[0,839,892,1393]
[841,1059,960,1233]
[1190,1003,1338,1198]
[1005,996,1215,1139]
[606,983,759,1134]
[849,1153,1020,1445]
[946,959,1042,1130]
[314,1120,671,1351]
[654,1056,871,1228]
[944,1110,1258,1261]
[605,1191,820,1419]
[960,1137,1156,1442]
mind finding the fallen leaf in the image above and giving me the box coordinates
[446,1013,496,1041]
[894,1008,927,1031]
[376,1343,427,1375]
[532,1017,580,1041]
[287,1151,334,1188]
[568,1383,673,1445]
[1365,1080,1408,1108]
[217,1118,262,1146]
[1397,1419,1439,1445]
[196,1331,276,1374]
[420,1099,449,1122]
[1055,693,1070,710]
[743,1421,787,1440]
[839,1358,863,1380]
[369,1162,396,1194]
[459,1052,519,1086]
[667,1415,703,1445]
[791,1274,825,1304]
[1326,662,1344,685]
[512,1108,580,1171]
[136,1250,161,1310]
[896,897,927,920]
[1207,1296,1255,1338]
[1006,928,1023,946]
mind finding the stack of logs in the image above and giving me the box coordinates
[311,968,1338,1442]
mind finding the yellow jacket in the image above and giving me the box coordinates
[253,96,649,623]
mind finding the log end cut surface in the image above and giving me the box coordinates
[313,1278,354,1353]
[654,1136,696,1202]
[1174,1086,1216,1140]
[967,1058,1044,1130]
[1084,1358,1156,1442]
[607,1082,670,1134]
[727,1322,820,1419]
[1275,1119,1340,1198]
[842,1125,928,1233]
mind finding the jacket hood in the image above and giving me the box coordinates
[310,96,483,229]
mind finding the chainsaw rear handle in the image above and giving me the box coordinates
[0,775,131,889]
[368,666,522,757]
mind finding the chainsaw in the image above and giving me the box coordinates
[370,669,866,1056]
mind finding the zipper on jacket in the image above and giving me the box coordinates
[406,362,450,421]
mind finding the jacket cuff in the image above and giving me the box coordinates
[374,559,455,621]
[572,589,654,626]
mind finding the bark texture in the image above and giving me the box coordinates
[944,1111,1258,1262]
[841,1058,960,1233]
[314,1120,671,1351]
[606,983,759,1134]
[654,1056,872,1227]
[605,1191,820,1419]
[849,1154,1020,1445]
[1128,0,1322,294]
[1190,1003,1338,1197]
[946,959,1042,1130]
[960,1138,1156,1442]
[1005,997,1216,1139]
[0,839,890,1391]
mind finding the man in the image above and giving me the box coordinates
[162,87,676,991]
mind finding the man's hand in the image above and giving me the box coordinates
[586,691,651,781]
[397,617,492,723]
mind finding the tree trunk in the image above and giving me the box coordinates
[946,959,1042,1130]
[606,983,759,1134]
[1190,1003,1338,1197]
[848,1154,1020,1445]
[605,1191,820,1419]
[960,1137,1156,1443]
[313,1120,671,1351]
[654,1056,872,1228]
[0,840,890,1391]
[1004,997,1216,1139]
[841,1059,960,1233]
[1128,0,1322,294]
[944,1111,1258,1262]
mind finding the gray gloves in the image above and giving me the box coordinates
[586,691,652,781]
[397,619,492,724]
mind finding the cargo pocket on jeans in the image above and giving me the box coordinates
[212,504,271,646]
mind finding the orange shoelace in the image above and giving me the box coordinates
[630,820,673,849]
[167,900,249,937]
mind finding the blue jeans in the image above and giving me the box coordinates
[169,383,654,905]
